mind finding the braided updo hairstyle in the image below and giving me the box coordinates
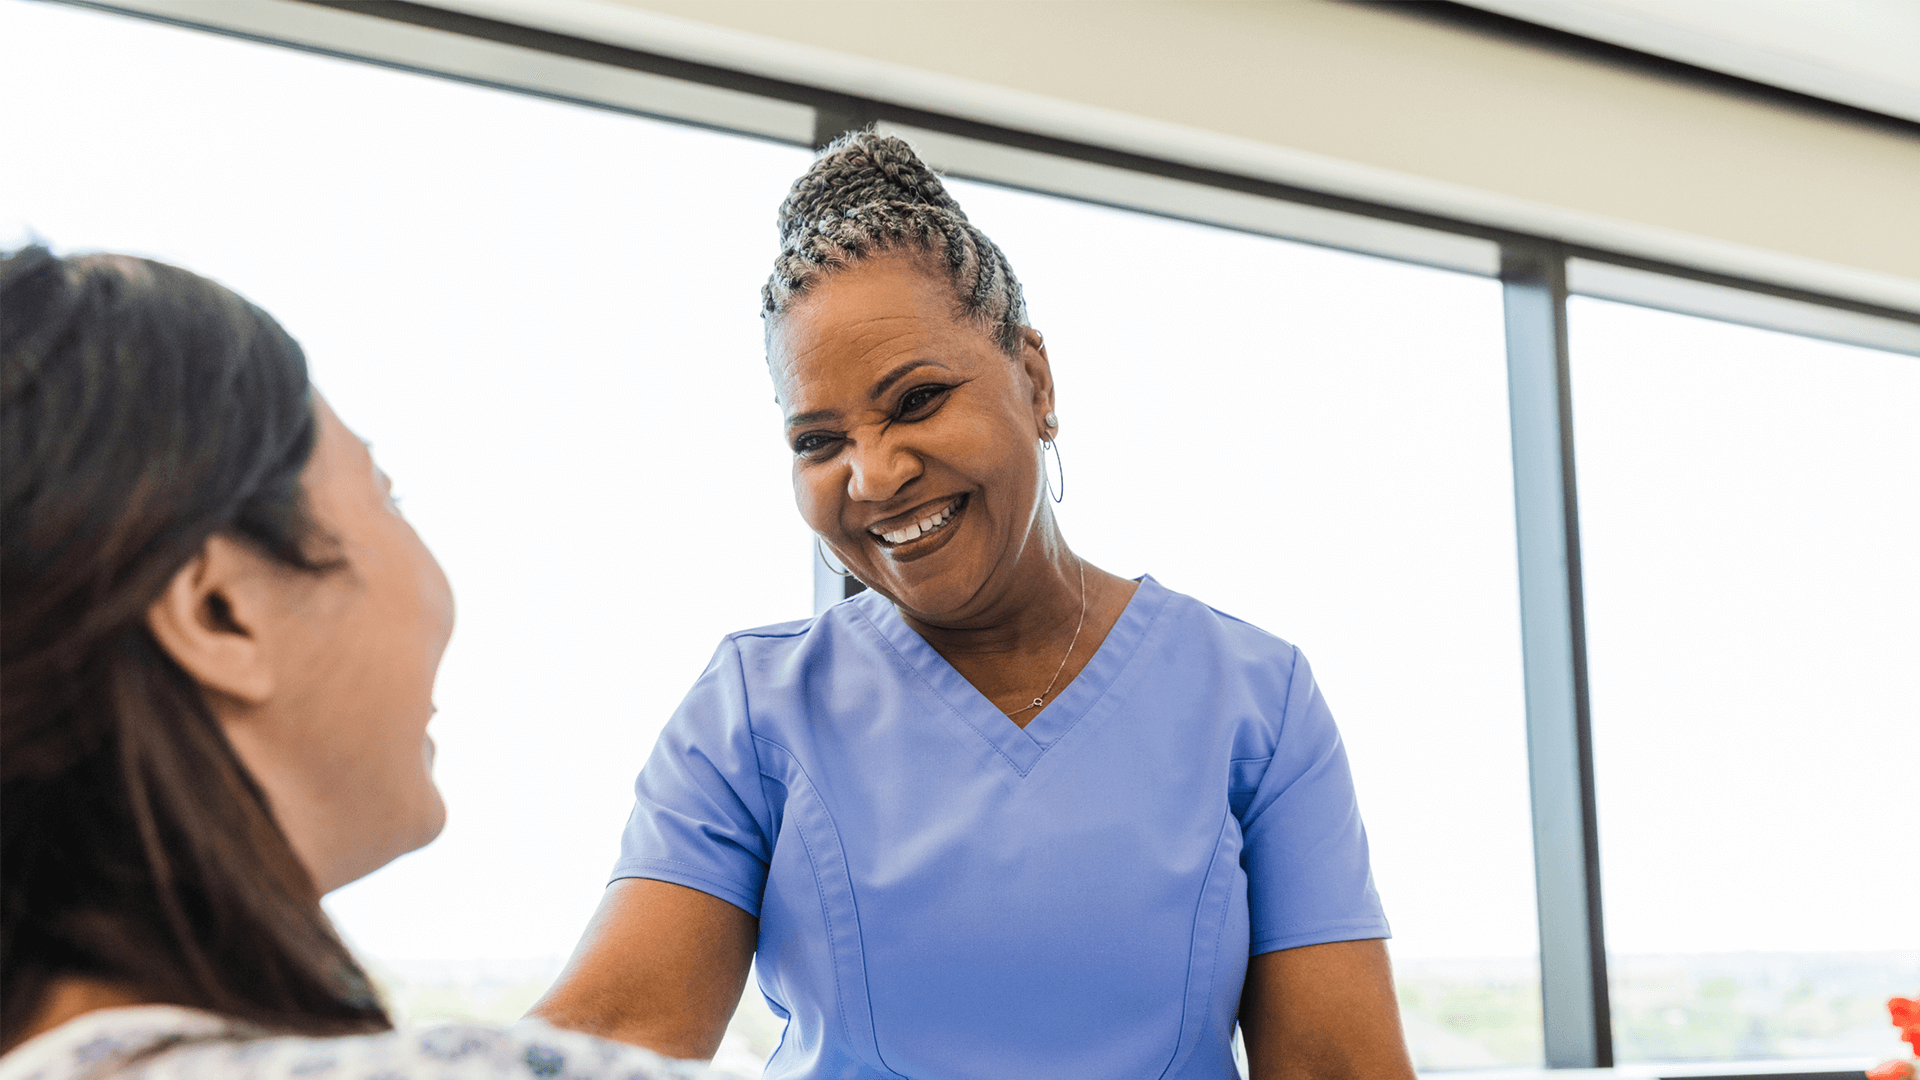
[762,130,1029,356]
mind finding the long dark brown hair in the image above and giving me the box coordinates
[0,246,391,1046]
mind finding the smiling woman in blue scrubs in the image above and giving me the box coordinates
[532,133,1417,1080]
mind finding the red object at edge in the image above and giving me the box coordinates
[1892,996,1920,1057]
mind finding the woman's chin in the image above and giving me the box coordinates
[880,572,997,627]
[316,790,448,896]
[401,778,451,857]
[415,739,447,842]
[366,772,453,873]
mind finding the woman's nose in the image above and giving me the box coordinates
[846,436,920,503]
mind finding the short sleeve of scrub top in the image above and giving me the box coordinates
[612,575,1388,1080]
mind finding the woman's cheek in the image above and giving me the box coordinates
[794,470,837,534]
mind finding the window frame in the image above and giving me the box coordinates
[45,0,1920,1070]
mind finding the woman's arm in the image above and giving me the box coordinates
[526,878,757,1060]
[1239,939,1418,1080]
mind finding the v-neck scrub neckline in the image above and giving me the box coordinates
[613,574,1389,1080]
[852,573,1159,777]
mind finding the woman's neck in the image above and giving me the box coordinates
[903,565,1078,654]
[899,547,1139,723]
[7,977,151,1053]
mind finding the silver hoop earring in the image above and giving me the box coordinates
[1042,437,1066,504]
[816,536,851,577]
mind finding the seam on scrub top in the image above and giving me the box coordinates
[729,621,813,642]
[1236,646,1308,826]
[750,736,907,1079]
[1194,811,1237,1070]
[1251,918,1394,955]
[1154,808,1237,1080]
[1257,914,1394,935]
[1227,755,1272,809]
[1203,604,1291,645]
[607,862,761,914]
[1275,644,1305,743]
[850,600,1032,777]
[618,860,760,903]
[758,744,851,1065]
[612,856,747,875]
[727,639,775,841]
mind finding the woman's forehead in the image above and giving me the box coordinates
[784,255,962,333]
[771,266,994,399]
[772,326,954,414]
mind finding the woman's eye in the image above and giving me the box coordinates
[792,433,837,457]
[898,385,950,417]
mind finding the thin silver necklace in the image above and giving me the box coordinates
[1010,556,1087,716]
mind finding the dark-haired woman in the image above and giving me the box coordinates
[532,134,1418,1080]
[0,247,721,1080]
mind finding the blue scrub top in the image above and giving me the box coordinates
[614,575,1388,1080]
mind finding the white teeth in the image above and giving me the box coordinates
[874,500,960,545]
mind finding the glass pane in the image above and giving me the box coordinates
[950,180,1542,1069]
[1569,296,1920,1066]
[1,3,810,1065]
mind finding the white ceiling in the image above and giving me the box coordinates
[1453,0,1920,124]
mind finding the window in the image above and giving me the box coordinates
[1568,297,1920,1065]
[8,0,1917,1073]
[2,4,810,1067]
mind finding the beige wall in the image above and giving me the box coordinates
[605,0,1920,283]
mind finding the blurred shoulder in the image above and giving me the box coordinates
[251,1021,731,1079]
[0,1008,733,1080]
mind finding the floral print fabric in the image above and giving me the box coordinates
[0,1006,737,1080]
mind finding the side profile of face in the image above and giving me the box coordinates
[770,253,1057,625]
[146,395,456,894]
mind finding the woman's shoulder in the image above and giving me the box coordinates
[0,1007,735,1080]
[181,1021,731,1080]
[710,589,891,668]
[1136,574,1303,666]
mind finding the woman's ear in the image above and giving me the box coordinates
[145,534,278,705]
[1019,327,1056,436]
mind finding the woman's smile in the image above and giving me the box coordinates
[868,494,967,550]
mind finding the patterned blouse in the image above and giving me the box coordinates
[0,1006,741,1080]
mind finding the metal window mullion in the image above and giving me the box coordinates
[813,102,880,148]
[1501,241,1614,1069]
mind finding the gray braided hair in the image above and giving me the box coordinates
[762,130,1029,357]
